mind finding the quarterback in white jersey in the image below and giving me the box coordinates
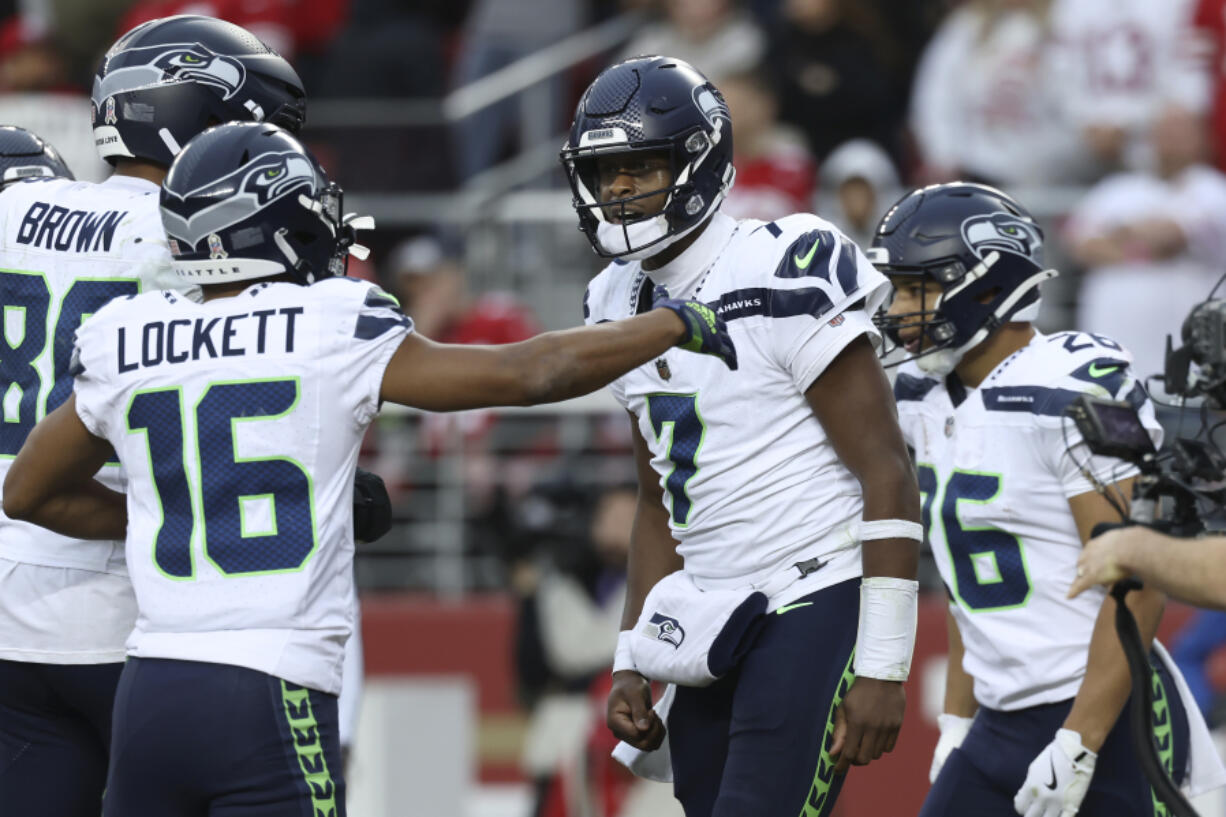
[872,181,1226,817]
[562,56,923,817]
[3,122,736,816]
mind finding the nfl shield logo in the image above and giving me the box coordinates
[104,97,117,125]
[655,358,671,380]
[207,233,227,259]
[944,416,955,437]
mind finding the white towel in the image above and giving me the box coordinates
[612,683,677,783]
[629,569,779,686]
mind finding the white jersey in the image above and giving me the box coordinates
[895,331,1161,710]
[585,212,890,594]
[0,174,184,662]
[71,278,411,694]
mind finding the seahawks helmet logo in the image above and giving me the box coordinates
[161,151,318,248]
[151,49,246,99]
[646,613,685,649]
[93,44,246,104]
[961,213,1042,262]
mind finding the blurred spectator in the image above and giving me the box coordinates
[317,0,448,98]
[514,485,634,817]
[451,0,590,181]
[619,0,765,81]
[719,68,816,222]
[391,234,541,344]
[769,0,897,162]
[819,138,900,249]
[1049,0,1209,173]
[910,0,1083,186]
[390,235,544,513]
[1067,105,1226,384]
[1195,0,1226,169]
[0,8,69,92]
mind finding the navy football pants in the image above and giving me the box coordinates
[669,577,860,817]
[0,659,123,816]
[921,654,1190,817]
[104,657,346,817]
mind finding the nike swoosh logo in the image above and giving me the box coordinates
[1044,757,1058,790]
[793,238,820,270]
[776,602,814,615]
[1087,362,1121,378]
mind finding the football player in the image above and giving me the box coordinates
[0,16,306,816]
[0,126,74,190]
[872,182,1226,816]
[2,121,736,815]
[562,56,922,816]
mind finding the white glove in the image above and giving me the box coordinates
[1013,729,1097,817]
[930,713,975,784]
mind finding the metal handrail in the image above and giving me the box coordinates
[304,12,640,130]
[443,12,640,121]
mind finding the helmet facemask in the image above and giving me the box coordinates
[871,249,1055,376]
[563,128,733,261]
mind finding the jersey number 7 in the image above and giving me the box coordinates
[127,377,317,579]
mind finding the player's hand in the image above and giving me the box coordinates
[1068,527,1136,599]
[353,467,392,545]
[607,669,666,751]
[651,287,738,371]
[830,677,905,774]
[1013,729,1096,817]
[930,713,974,784]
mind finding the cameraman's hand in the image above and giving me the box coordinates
[1068,527,1145,598]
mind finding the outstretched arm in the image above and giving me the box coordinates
[380,300,735,411]
[805,334,921,773]
[3,396,126,540]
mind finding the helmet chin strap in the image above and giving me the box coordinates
[916,267,1058,377]
[596,211,710,261]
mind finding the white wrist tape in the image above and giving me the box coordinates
[613,630,636,674]
[858,519,924,542]
[855,576,919,681]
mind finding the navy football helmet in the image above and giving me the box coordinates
[160,122,372,286]
[0,126,73,189]
[869,182,1057,375]
[560,56,736,260]
[92,15,306,167]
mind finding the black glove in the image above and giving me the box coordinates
[353,467,392,544]
[651,286,738,370]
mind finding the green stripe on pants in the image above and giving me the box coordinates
[798,648,857,817]
[1149,666,1175,817]
[280,680,339,817]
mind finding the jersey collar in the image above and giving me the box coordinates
[643,211,738,299]
[100,173,160,194]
